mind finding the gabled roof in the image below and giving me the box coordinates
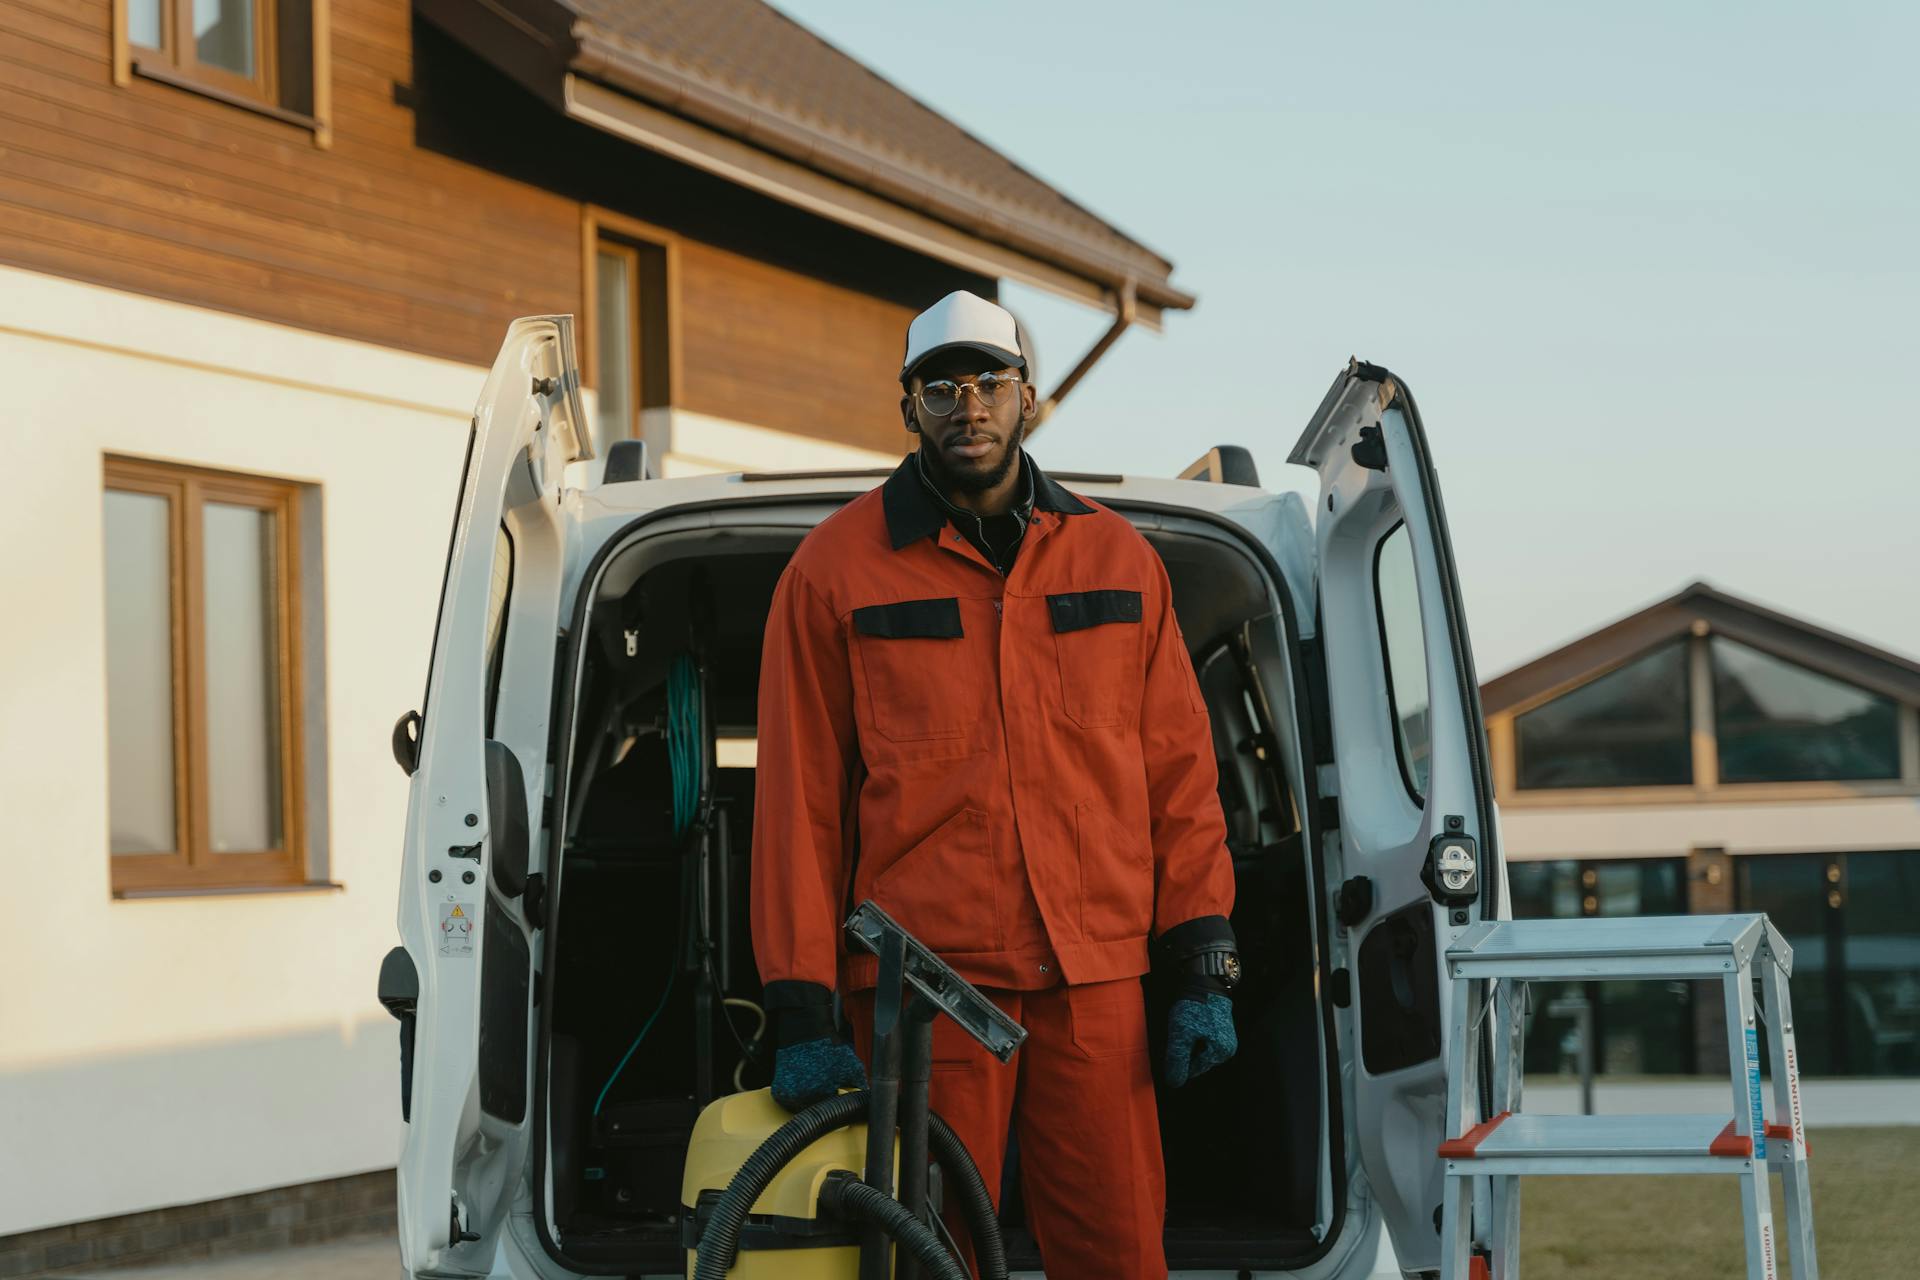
[418,0,1193,319]
[1480,581,1920,715]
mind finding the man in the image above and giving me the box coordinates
[751,290,1239,1278]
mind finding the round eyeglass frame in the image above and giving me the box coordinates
[914,372,1024,418]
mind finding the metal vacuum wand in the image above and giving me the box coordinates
[844,902,1027,1280]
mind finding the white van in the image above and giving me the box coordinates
[379,316,1507,1279]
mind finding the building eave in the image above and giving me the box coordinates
[413,0,1193,322]
[565,27,1193,316]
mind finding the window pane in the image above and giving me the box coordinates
[1739,854,1838,1075]
[1374,524,1431,800]
[1509,861,1585,1076]
[128,0,163,48]
[1836,851,1920,1077]
[594,247,635,457]
[1712,638,1900,783]
[193,0,253,76]
[104,490,177,854]
[1590,861,1694,1075]
[1512,859,1695,1076]
[1515,641,1692,789]
[203,502,283,852]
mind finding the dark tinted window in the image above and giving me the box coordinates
[1712,638,1900,783]
[1515,641,1692,789]
[1840,851,1920,1077]
[1739,854,1839,1074]
[1511,858,1695,1076]
[1508,860,1580,920]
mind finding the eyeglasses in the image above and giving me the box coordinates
[914,372,1023,418]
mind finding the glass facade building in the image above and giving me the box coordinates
[1484,588,1920,1080]
[1737,850,1920,1077]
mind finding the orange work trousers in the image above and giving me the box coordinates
[848,978,1167,1280]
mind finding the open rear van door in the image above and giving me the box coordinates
[1290,360,1503,1276]
[386,318,587,1276]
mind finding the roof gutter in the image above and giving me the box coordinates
[1030,280,1137,434]
[568,31,1195,316]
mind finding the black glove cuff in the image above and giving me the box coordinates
[1158,914,1237,959]
[763,979,837,1048]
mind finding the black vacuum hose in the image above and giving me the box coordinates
[692,1090,871,1280]
[819,1174,968,1280]
[930,1112,1008,1280]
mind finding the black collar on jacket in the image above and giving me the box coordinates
[882,447,1094,551]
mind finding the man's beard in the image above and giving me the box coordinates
[922,419,1026,495]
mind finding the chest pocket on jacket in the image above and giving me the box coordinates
[851,597,974,744]
[1048,588,1145,728]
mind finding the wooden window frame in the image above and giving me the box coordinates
[111,0,333,147]
[104,456,308,895]
[580,206,683,439]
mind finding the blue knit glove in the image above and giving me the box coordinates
[771,1036,868,1112]
[1164,993,1238,1088]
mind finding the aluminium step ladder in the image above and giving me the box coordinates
[1437,913,1817,1280]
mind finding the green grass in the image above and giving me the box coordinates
[1520,1127,1919,1278]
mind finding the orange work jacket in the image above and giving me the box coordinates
[750,452,1236,1002]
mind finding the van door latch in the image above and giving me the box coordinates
[1421,828,1478,906]
[447,842,482,862]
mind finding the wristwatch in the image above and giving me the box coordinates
[1193,947,1243,990]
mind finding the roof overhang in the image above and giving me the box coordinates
[414,0,1190,328]
[562,76,1170,330]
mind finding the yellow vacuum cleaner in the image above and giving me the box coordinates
[681,903,1024,1280]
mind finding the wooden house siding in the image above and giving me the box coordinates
[0,0,967,453]
[0,0,579,366]
[676,240,915,455]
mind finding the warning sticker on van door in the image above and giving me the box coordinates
[439,901,476,957]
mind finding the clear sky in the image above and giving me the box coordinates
[772,0,1918,676]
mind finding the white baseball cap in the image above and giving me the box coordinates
[900,290,1027,386]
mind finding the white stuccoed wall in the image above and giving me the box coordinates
[1499,794,1920,862]
[0,266,480,1235]
[0,266,895,1234]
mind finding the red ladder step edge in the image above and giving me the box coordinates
[1709,1121,1753,1158]
[1438,1111,1512,1159]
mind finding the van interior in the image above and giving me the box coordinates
[535,509,1338,1274]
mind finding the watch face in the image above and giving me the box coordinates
[1222,953,1242,985]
